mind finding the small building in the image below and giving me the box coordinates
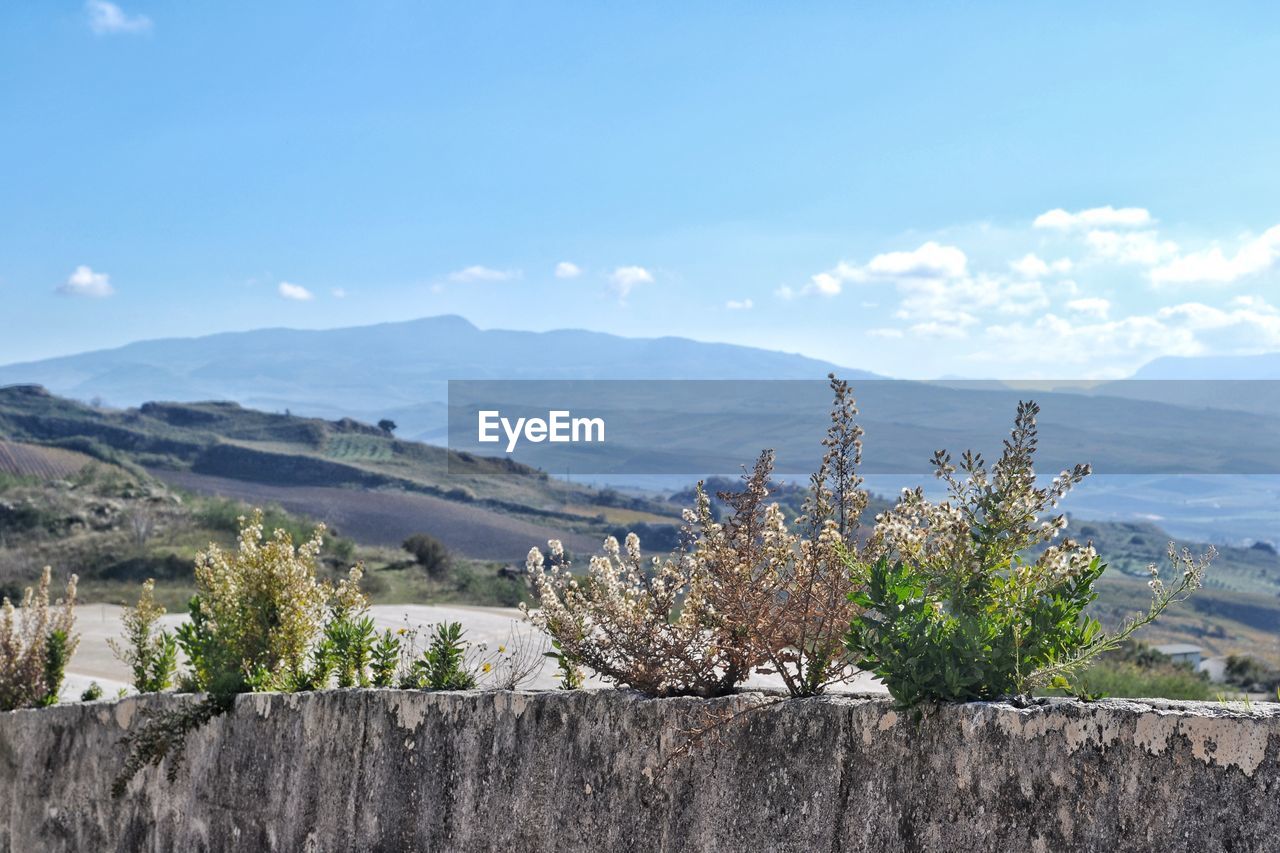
[1154,643,1203,668]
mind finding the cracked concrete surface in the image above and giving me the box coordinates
[2,690,1278,852]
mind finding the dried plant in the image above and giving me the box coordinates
[524,530,747,697]
[0,566,79,710]
[484,627,547,690]
[698,375,868,696]
[524,375,869,697]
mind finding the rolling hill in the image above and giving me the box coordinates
[0,384,671,559]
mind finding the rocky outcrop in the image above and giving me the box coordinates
[1,689,1277,852]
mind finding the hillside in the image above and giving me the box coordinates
[0,316,877,440]
[0,385,675,570]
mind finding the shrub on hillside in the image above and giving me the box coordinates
[0,566,78,710]
[403,533,451,578]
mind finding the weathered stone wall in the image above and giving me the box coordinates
[2,689,1278,852]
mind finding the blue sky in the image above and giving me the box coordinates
[3,1,1280,378]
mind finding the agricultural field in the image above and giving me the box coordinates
[0,439,95,481]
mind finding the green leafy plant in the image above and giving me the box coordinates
[109,578,179,693]
[845,401,1213,709]
[39,628,72,707]
[543,638,584,690]
[408,622,479,691]
[325,611,377,688]
[81,681,104,702]
[115,511,366,796]
[370,629,402,688]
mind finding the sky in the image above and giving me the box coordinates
[3,1,1280,379]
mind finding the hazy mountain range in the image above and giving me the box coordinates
[0,316,877,440]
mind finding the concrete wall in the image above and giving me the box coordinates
[2,689,1278,852]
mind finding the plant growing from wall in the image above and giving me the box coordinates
[0,567,78,711]
[369,629,402,688]
[114,511,366,796]
[523,375,868,697]
[845,401,1214,709]
[543,638,584,690]
[406,622,480,690]
[486,628,546,690]
[109,578,179,694]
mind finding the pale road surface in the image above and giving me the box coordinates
[62,603,887,700]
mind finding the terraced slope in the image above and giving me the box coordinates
[0,439,94,480]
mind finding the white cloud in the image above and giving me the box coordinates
[331,288,347,298]
[448,265,520,283]
[1085,229,1179,266]
[57,265,114,298]
[1150,225,1280,285]
[554,261,582,279]
[891,275,1047,329]
[807,271,844,296]
[861,242,968,280]
[967,297,1280,376]
[1010,253,1072,278]
[278,281,314,301]
[867,327,904,339]
[725,298,753,310]
[86,1,152,35]
[909,321,969,339]
[1033,206,1152,230]
[975,313,1199,373]
[608,265,654,300]
[1065,297,1111,319]
[792,242,967,298]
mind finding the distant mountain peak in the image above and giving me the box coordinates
[0,315,880,441]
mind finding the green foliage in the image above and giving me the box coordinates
[109,579,179,693]
[370,629,401,688]
[544,638,584,690]
[848,555,1108,707]
[1041,642,1213,701]
[112,691,233,798]
[845,402,1214,709]
[1224,654,1279,693]
[80,681,104,702]
[407,622,478,691]
[39,629,71,707]
[325,612,377,688]
[402,533,451,579]
[119,513,367,796]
